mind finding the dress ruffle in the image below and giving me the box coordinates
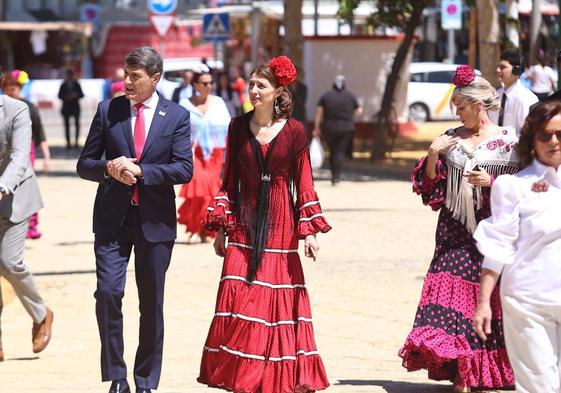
[199,348,329,393]
[399,326,514,388]
[202,191,237,233]
[412,156,447,211]
[198,250,329,393]
[296,191,332,239]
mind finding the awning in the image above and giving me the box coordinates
[0,21,93,37]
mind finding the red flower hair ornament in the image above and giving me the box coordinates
[453,64,476,87]
[267,56,297,86]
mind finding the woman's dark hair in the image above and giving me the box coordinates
[191,69,212,86]
[216,71,234,100]
[251,64,293,122]
[518,100,561,168]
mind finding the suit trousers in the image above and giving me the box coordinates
[0,215,47,348]
[501,293,561,393]
[94,205,173,390]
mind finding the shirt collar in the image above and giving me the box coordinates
[530,158,561,179]
[130,90,159,109]
[503,79,520,95]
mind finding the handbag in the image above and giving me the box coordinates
[309,136,324,170]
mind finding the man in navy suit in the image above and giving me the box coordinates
[77,47,193,393]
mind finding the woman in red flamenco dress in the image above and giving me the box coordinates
[198,57,331,393]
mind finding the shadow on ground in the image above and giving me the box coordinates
[335,379,449,393]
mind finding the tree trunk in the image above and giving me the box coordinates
[371,6,424,160]
[283,0,304,72]
[529,0,542,66]
[477,0,500,86]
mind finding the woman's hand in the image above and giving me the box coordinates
[304,235,319,261]
[472,300,493,341]
[213,229,226,257]
[464,167,492,187]
[428,134,459,157]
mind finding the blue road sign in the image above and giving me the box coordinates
[147,0,177,15]
[202,13,230,41]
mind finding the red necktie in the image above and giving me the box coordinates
[132,103,146,204]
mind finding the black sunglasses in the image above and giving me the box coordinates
[197,81,213,86]
[536,130,561,142]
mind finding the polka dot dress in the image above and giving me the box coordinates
[398,156,515,389]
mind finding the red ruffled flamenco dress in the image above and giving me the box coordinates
[199,113,331,393]
[177,144,223,239]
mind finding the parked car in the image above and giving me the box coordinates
[157,57,224,100]
[407,62,481,122]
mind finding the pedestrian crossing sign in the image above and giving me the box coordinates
[202,13,230,41]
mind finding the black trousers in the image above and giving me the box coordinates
[62,111,80,147]
[94,206,173,389]
[324,130,353,183]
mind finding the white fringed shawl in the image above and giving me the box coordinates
[444,127,519,233]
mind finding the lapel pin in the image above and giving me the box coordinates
[158,110,166,117]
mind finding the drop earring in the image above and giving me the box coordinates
[274,97,280,115]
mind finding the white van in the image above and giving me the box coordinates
[407,62,481,122]
[157,57,224,100]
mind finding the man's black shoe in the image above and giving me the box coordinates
[109,379,130,393]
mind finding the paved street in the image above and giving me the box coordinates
[1,122,506,392]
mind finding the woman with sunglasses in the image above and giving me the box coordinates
[473,100,561,393]
[399,65,518,392]
[177,65,231,243]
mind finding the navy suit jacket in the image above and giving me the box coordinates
[77,94,193,242]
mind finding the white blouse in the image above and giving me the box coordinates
[474,160,561,305]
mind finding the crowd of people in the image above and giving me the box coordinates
[4,42,561,393]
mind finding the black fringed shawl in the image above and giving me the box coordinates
[229,115,297,282]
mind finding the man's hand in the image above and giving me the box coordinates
[106,157,139,185]
[112,156,142,177]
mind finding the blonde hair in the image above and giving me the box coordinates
[450,75,500,112]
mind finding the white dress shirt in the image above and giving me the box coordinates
[130,90,160,139]
[474,160,561,305]
[489,80,539,136]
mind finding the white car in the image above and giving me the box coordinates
[157,57,224,100]
[407,62,481,122]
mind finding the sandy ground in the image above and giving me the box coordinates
[1,120,509,392]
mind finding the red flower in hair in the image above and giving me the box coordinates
[453,65,476,87]
[267,56,297,86]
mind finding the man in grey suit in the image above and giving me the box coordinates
[0,85,53,361]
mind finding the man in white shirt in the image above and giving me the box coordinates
[489,49,538,136]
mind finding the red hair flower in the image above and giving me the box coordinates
[267,56,297,86]
[453,65,475,87]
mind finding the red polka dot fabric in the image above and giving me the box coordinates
[199,114,331,392]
